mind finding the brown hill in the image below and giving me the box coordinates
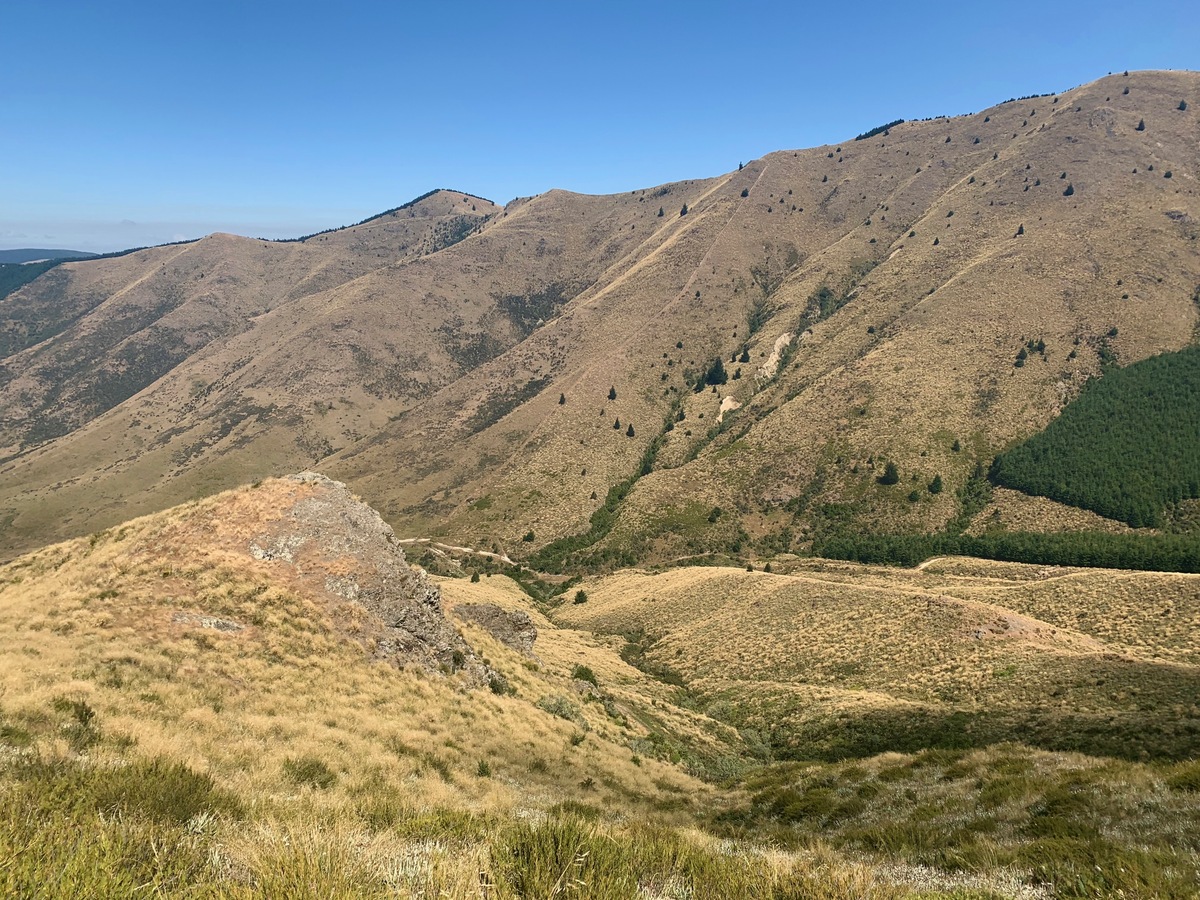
[0,476,720,823]
[0,71,1197,562]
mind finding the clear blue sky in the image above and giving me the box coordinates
[2,0,1196,252]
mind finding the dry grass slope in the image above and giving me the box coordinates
[0,72,1195,566]
[1,483,1199,895]
[559,557,1200,760]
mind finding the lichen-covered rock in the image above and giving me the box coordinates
[453,603,539,657]
[248,472,486,680]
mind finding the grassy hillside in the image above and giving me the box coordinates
[0,190,499,452]
[3,483,1200,896]
[560,560,1200,763]
[991,345,1200,527]
[0,71,1196,565]
[352,69,1200,566]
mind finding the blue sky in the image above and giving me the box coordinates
[2,0,1196,252]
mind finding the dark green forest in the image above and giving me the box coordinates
[0,261,59,302]
[990,345,1200,528]
[815,530,1200,574]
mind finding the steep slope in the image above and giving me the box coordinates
[0,189,497,451]
[0,71,1196,564]
[0,186,666,554]
[0,476,718,816]
[339,70,1199,560]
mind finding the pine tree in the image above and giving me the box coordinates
[878,462,900,485]
[558,392,566,405]
[626,423,635,437]
[657,207,664,217]
[680,203,689,216]
[704,358,728,385]
[608,386,617,400]
[929,474,944,494]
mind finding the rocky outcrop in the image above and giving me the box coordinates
[453,603,539,657]
[248,472,487,680]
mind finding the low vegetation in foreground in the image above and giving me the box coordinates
[2,480,1199,897]
[4,735,1200,898]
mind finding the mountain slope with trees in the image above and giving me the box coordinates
[0,70,1197,567]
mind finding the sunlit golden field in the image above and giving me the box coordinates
[0,479,1198,896]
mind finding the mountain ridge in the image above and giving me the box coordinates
[0,70,1196,565]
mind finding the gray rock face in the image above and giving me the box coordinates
[453,603,539,657]
[248,472,485,679]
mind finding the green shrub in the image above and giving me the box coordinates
[571,665,598,686]
[536,695,586,727]
[1166,760,1200,792]
[52,697,100,752]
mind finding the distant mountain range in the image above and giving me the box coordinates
[0,248,96,264]
[0,70,1196,568]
